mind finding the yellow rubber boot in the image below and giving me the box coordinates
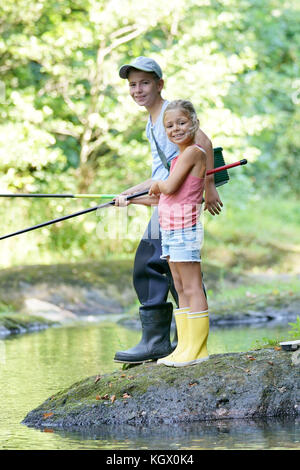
[157,307,189,365]
[170,310,209,367]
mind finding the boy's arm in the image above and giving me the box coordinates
[195,129,223,216]
[114,178,160,207]
[119,178,153,195]
[114,178,153,206]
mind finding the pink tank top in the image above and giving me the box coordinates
[158,145,205,230]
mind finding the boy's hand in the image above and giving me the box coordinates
[114,194,130,207]
[149,181,161,196]
[204,184,223,215]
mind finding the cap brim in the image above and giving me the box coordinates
[119,65,132,79]
[119,64,161,79]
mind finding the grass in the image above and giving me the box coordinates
[207,275,300,313]
[206,271,300,350]
[251,315,300,350]
[203,188,300,274]
[0,301,15,314]
[287,316,300,340]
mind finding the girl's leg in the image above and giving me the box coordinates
[157,259,190,365]
[167,259,189,308]
[163,261,209,367]
[177,262,207,312]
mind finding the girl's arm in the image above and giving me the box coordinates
[149,146,205,196]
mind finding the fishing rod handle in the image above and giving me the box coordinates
[206,159,247,175]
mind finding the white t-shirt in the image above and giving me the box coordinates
[146,100,179,181]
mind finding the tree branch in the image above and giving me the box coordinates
[103,26,146,56]
[110,25,139,39]
[79,25,146,168]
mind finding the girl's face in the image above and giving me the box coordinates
[164,109,196,146]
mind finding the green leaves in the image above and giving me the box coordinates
[0,0,299,266]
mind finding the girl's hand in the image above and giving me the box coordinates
[149,181,161,196]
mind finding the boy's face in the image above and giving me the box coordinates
[128,70,163,108]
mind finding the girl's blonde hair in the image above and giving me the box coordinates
[164,99,199,134]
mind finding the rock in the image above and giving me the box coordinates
[0,313,56,338]
[22,348,300,429]
[0,261,136,318]
[23,298,76,322]
[0,325,11,338]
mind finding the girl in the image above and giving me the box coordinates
[149,100,209,367]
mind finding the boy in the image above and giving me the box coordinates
[114,57,222,364]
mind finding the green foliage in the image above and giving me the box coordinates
[0,0,299,266]
[288,316,300,339]
[252,336,285,349]
[251,316,300,350]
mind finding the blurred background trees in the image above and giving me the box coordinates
[0,0,299,270]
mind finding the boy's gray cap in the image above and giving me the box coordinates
[119,56,162,79]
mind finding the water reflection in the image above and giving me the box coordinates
[0,321,299,450]
[37,417,300,450]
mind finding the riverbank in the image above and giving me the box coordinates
[1,318,298,450]
[1,261,296,436]
[0,313,55,338]
[0,261,299,337]
[0,260,134,337]
[22,347,300,429]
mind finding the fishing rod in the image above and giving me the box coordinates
[207,158,247,174]
[0,148,234,199]
[0,158,247,199]
[0,190,148,241]
[0,159,247,241]
[0,193,117,199]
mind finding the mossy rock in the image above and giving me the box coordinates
[23,348,300,429]
[0,260,133,288]
[0,261,136,316]
[0,313,55,337]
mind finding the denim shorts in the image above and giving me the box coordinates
[160,223,203,262]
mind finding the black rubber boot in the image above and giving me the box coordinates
[171,326,178,351]
[114,303,173,364]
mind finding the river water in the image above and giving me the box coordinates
[0,319,299,450]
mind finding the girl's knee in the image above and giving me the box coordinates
[174,279,184,296]
[183,283,204,300]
